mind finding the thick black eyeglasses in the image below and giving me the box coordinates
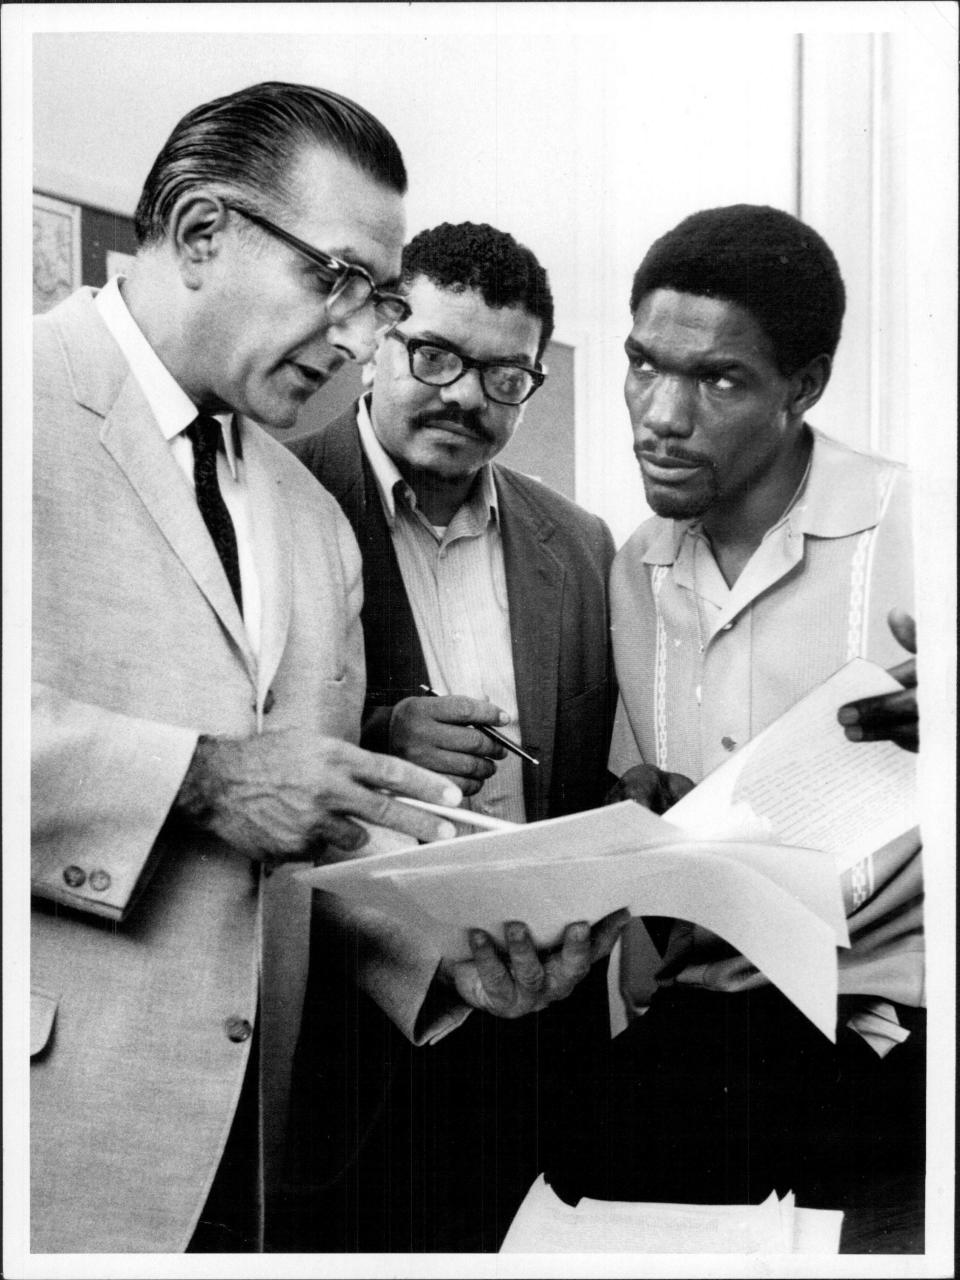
[224,203,411,331]
[388,330,545,406]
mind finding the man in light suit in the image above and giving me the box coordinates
[285,222,620,1250]
[31,81,484,1254]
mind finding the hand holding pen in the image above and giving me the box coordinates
[418,686,539,766]
[388,688,537,798]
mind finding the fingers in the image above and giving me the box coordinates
[365,793,458,844]
[887,655,917,689]
[888,608,917,655]
[366,750,463,806]
[403,746,499,784]
[466,928,521,1012]
[674,954,770,991]
[837,687,918,751]
[308,815,370,854]
[663,771,696,807]
[608,764,663,809]
[436,695,510,729]
[610,765,696,814]
[504,921,552,995]
[450,916,615,1018]
[588,907,631,962]
[549,921,592,993]
[392,698,507,771]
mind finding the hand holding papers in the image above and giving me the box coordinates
[299,660,918,1041]
[441,909,629,1019]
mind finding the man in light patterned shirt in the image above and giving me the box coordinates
[546,205,923,1244]
[285,222,619,1250]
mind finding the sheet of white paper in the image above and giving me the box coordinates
[666,659,917,872]
[500,1176,799,1253]
[299,807,843,1039]
[793,1205,845,1254]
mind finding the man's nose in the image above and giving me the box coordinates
[440,367,486,411]
[640,373,695,439]
[323,305,382,364]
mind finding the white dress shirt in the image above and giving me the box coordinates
[95,276,262,656]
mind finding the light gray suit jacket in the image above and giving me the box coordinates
[30,288,370,1251]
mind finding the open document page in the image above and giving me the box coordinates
[298,660,917,1042]
[664,658,918,877]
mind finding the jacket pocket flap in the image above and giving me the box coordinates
[31,988,59,1057]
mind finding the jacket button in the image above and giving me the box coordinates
[89,869,112,892]
[63,865,86,888]
[224,1016,253,1043]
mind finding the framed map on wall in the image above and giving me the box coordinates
[33,192,138,313]
[33,193,81,314]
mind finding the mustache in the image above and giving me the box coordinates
[635,444,715,469]
[413,408,490,438]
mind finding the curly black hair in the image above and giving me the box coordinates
[401,222,554,360]
[629,204,846,375]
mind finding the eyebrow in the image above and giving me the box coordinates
[325,246,402,292]
[624,337,751,375]
[416,330,537,366]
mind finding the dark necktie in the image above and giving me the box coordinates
[186,414,243,615]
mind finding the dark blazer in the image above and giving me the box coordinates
[289,402,617,822]
[280,402,618,1252]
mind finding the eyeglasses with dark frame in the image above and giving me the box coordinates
[224,203,411,331]
[388,330,546,406]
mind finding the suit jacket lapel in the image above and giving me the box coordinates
[498,473,564,822]
[69,296,255,675]
[320,410,429,702]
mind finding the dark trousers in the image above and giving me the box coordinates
[543,985,925,1248]
[187,1020,261,1253]
[270,926,610,1253]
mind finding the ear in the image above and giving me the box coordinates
[787,353,832,418]
[168,193,231,289]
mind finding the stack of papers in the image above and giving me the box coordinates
[299,660,917,1041]
[499,1175,844,1254]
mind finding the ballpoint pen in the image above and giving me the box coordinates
[418,684,540,766]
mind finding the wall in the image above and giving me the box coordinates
[19,5,960,542]
[28,6,798,544]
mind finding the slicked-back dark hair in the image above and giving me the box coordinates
[134,81,407,246]
[630,204,846,375]
[401,222,554,361]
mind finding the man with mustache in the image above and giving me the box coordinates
[285,221,619,1249]
[547,205,923,1239]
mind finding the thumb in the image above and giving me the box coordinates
[888,608,916,655]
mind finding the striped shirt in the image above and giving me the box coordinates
[357,397,526,823]
[610,428,921,1049]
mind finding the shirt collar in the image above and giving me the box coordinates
[357,392,500,530]
[95,276,241,475]
[641,427,894,566]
